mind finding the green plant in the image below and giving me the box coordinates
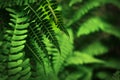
[0,0,69,80]
[1,0,120,80]
[58,0,120,80]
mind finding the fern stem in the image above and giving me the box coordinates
[25,43,42,64]
[25,43,47,75]
[46,0,58,24]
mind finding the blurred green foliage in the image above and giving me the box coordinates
[56,0,120,80]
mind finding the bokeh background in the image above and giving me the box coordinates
[56,0,120,80]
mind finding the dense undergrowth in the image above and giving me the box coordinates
[0,0,120,80]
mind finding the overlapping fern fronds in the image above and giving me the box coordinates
[67,0,120,27]
[0,0,68,80]
[23,0,69,53]
[65,0,120,66]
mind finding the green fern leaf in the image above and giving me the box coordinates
[77,17,103,37]
[66,51,105,65]
[28,23,49,58]
[41,0,69,36]
[51,31,73,73]
[24,3,61,52]
[26,39,44,65]
[0,7,31,80]
[77,17,120,38]
[67,0,120,27]
[81,41,108,56]
[67,0,101,27]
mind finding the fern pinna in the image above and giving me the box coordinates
[0,0,68,80]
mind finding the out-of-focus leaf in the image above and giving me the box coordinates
[69,0,82,7]
[66,51,105,65]
[104,58,120,69]
[81,41,108,56]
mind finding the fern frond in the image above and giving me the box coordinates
[66,51,105,65]
[51,31,73,73]
[25,40,43,65]
[28,22,49,58]
[77,17,120,38]
[0,7,31,80]
[81,41,108,56]
[102,24,120,38]
[67,0,102,27]
[28,37,57,80]
[41,19,61,52]
[36,0,69,36]
[77,17,102,37]
[67,0,120,27]
[36,30,74,74]
[25,39,48,80]
[42,36,58,73]
[24,3,61,52]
